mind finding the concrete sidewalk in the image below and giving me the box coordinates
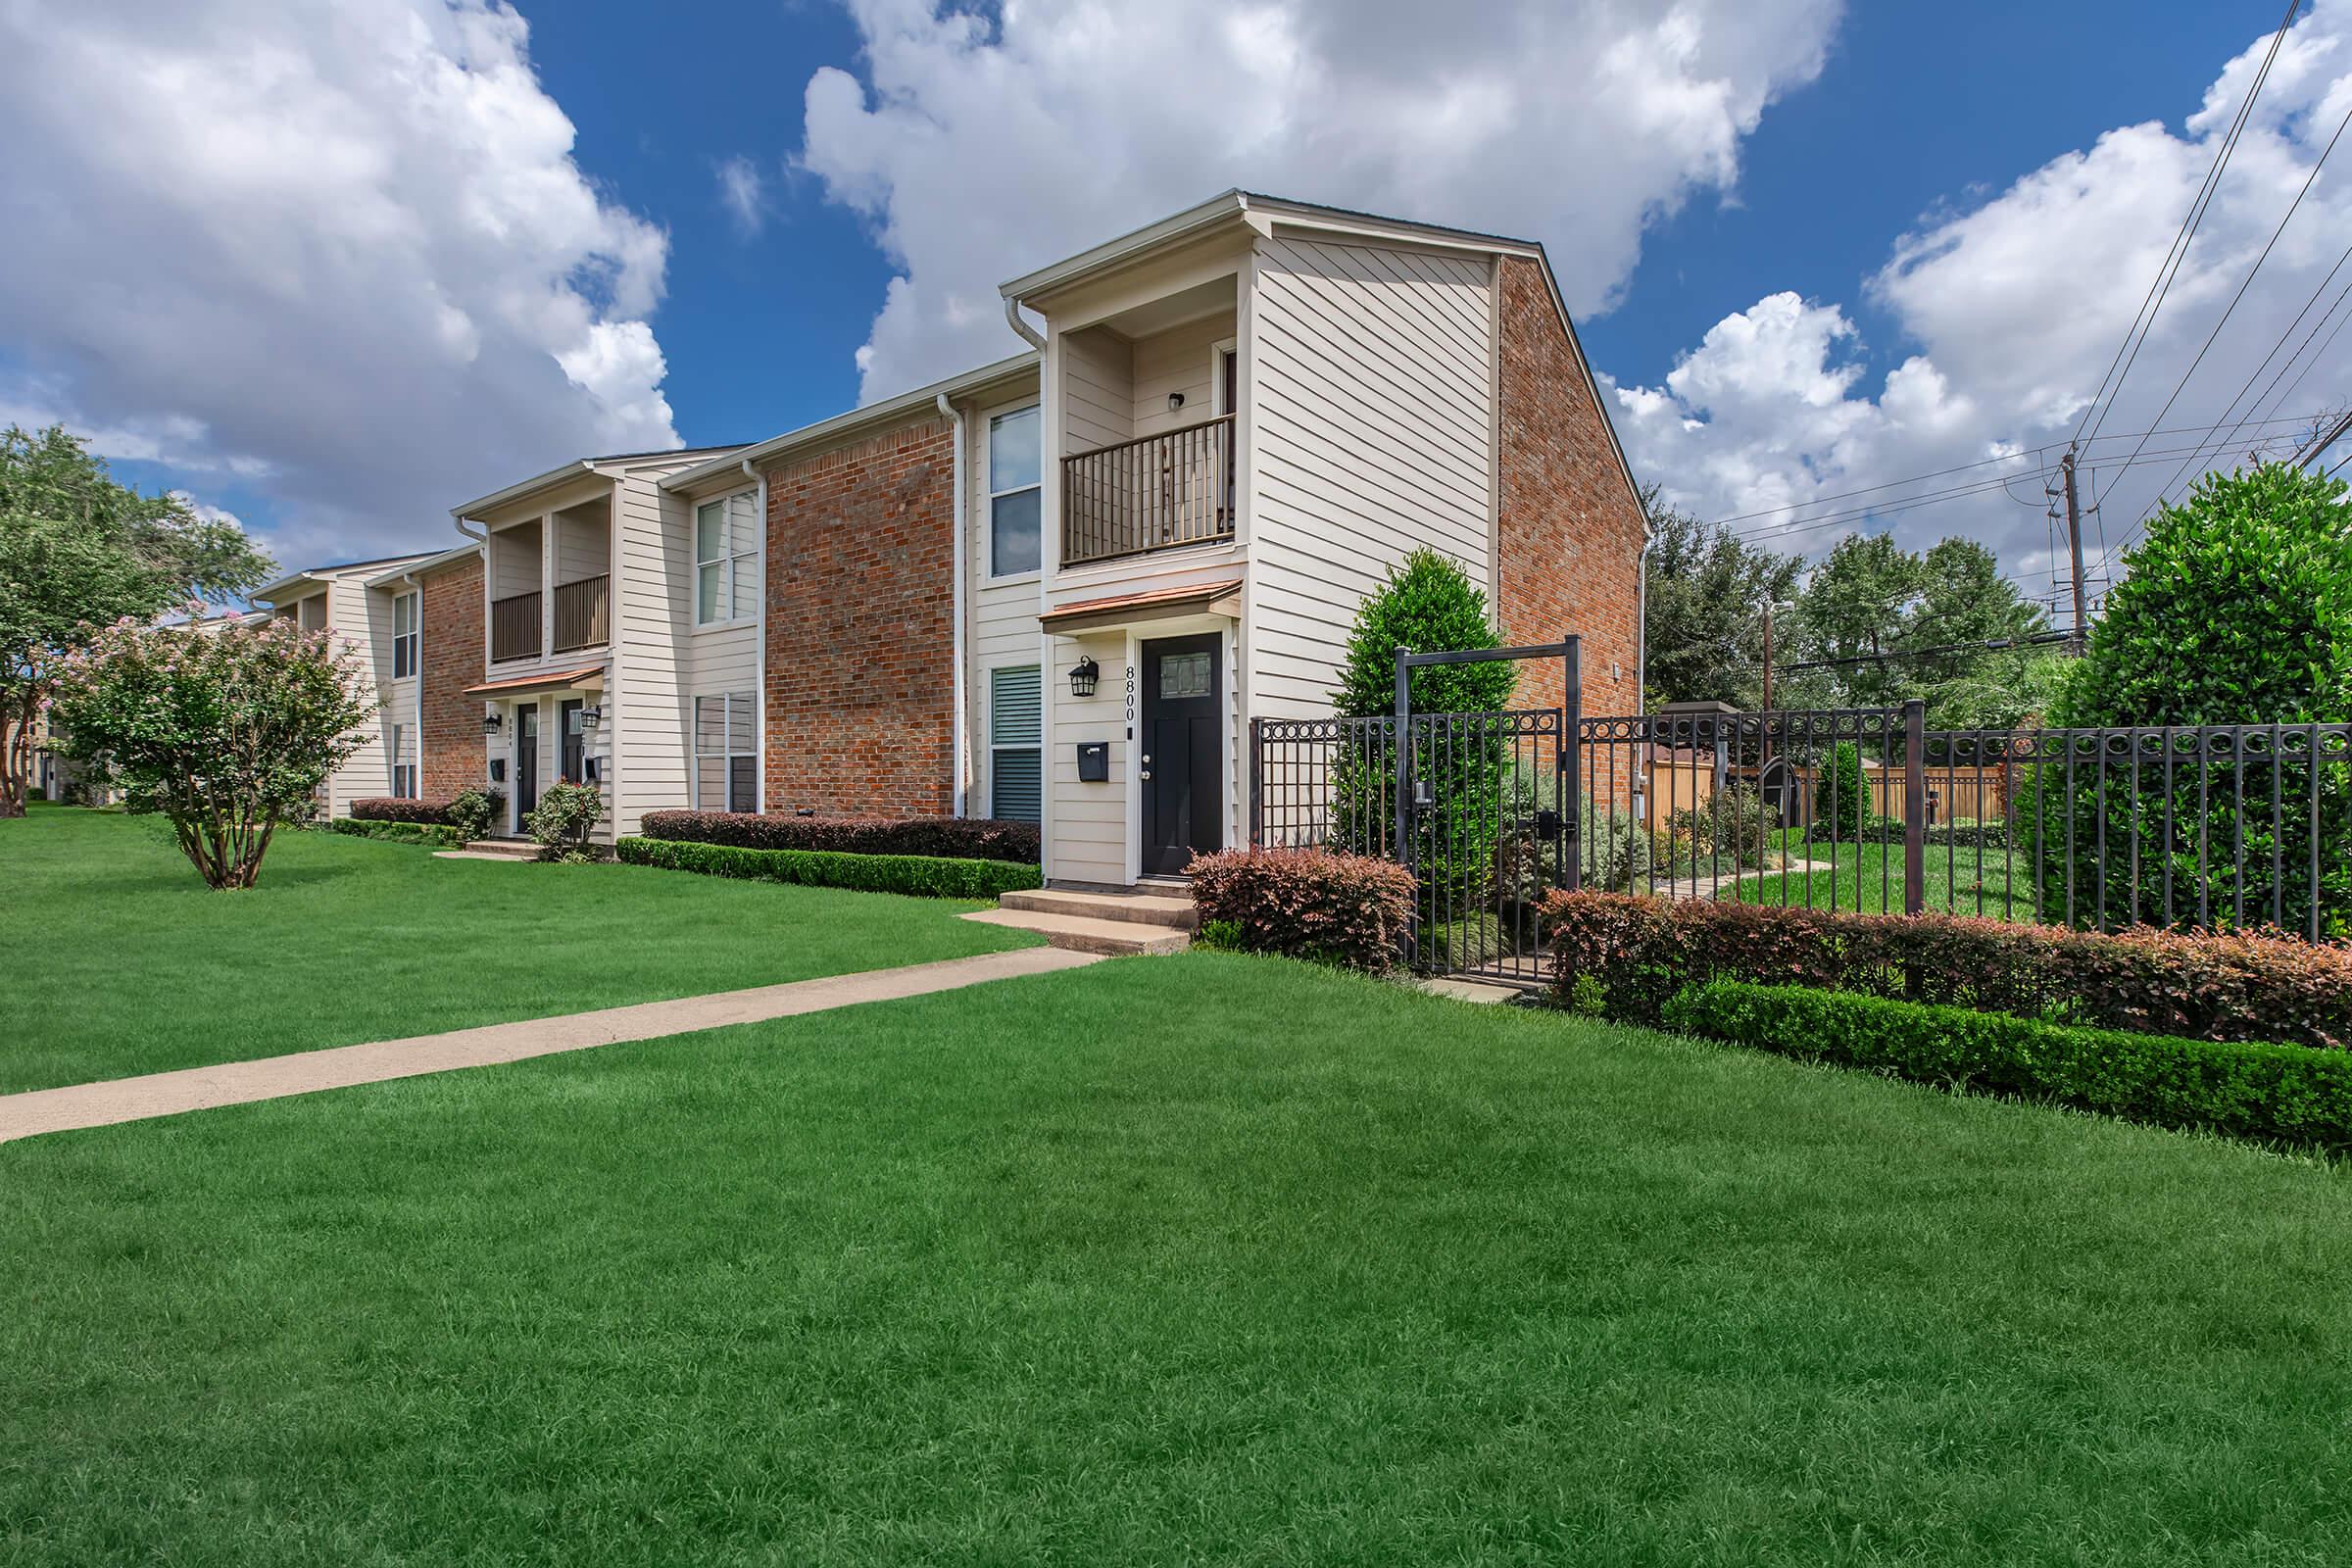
[0,946,1100,1144]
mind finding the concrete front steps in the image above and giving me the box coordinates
[961,885,1197,956]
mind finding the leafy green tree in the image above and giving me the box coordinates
[2029,463,2352,934]
[1332,548,1514,717]
[1792,533,1929,709]
[0,425,272,816]
[49,619,370,888]
[1640,486,1803,708]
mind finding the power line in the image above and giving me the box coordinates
[2091,86,2352,518]
[1772,631,2075,675]
[2071,0,2300,451]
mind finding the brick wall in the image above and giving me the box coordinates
[1494,255,1645,723]
[762,416,956,817]
[419,554,485,798]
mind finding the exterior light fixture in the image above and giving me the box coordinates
[1167,391,1186,413]
[481,711,503,735]
[1068,657,1101,698]
[580,705,603,731]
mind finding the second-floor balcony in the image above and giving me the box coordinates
[1061,413,1234,567]
[490,573,610,663]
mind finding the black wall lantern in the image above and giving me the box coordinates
[1068,657,1101,699]
[481,711,503,735]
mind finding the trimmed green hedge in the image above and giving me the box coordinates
[615,835,1042,900]
[328,818,467,848]
[1663,980,2352,1149]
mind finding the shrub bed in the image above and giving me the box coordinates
[329,818,467,848]
[351,796,454,825]
[615,836,1042,900]
[1188,848,1417,973]
[639,809,1040,866]
[1664,980,2352,1149]
[1541,889,2352,1049]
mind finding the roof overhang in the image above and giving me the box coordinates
[449,461,603,521]
[464,663,607,698]
[663,353,1039,494]
[366,543,479,590]
[1041,576,1244,634]
[252,572,325,606]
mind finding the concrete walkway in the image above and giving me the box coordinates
[0,946,1100,1145]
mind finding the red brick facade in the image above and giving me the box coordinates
[762,416,956,817]
[418,554,486,798]
[1494,255,1645,722]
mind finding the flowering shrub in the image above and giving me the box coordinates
[639,809,1039,865]
[525,779,604,861]
[1187,848,1418,973]
[1666,982,2352,1150]
[48,616,370,888]
[1542,889,2352,1049]
[445,786,502,842]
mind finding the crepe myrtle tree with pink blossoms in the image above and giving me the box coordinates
[48,613,373,889]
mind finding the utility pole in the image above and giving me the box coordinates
[2061,447,2089,654]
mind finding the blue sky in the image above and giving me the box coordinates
[3,0,2345,601]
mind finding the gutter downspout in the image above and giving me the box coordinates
[1635,514,1652,824]
[938,392,969,817]
[454,517,485,544]
[1003,296,1046,353]
[744,457,768,815]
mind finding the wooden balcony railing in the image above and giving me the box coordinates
[551,573,609,654]
[489,590,541,663]
[1060,413,1234,567]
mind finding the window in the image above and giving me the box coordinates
[392,591,418,678]
[696,492,759,625]
[694,691,757,811]
[296,595,326,632]
[987,405,1041,577]
[390,723,415,798]
[989,665,1042,824]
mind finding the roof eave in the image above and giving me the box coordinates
[662,352,1040,492]
[997,189,1250,303]
[448,460,601,521]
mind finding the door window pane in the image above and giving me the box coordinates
[1158,652,1211,699]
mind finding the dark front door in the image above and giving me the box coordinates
[559,699,585,785]
[1140,634,1221,876]
[514,703,540,827]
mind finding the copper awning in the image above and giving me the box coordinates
[464,663,606,697]
[1040,577,1243,634]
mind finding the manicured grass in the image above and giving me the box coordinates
[5,951,2347,1564]
[0,805,1034,1093]
[1730,827,2036,919]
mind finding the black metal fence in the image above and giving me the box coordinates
[1250,651,2352,982]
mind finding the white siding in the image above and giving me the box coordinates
[1246,234,1494,720]
[554,502,611,584]
[491,524,542,600]
[1061,327,1132,454]
[325,575,391,819]
[965,395,1044,818]
[1042,629,1126,884]
[1129,313,1232,440]
[612,469,728,836]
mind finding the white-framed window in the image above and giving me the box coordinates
[296,595,326,633]
[390,722,415,798]
[392,590,418,678]
[987,405,1041,578]
[695,491,760,625]
[989,665,1042,824]
[694,691,757,812]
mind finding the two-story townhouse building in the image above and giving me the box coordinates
[650,191,1645,890]
[252,554,439,818]
[395,193,1643,884]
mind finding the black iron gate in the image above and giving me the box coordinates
[1250,638,1584,984]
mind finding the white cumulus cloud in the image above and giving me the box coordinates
[794,0,1843,399]
[1614,0,2352,597]
[0,0,680,566]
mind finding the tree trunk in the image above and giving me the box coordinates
[0,696,31,818]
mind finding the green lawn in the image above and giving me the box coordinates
[0,805,1034,1093]
[1728,827,2037,919]
[5,950,2347,1564]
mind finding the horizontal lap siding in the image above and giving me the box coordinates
[1061,330,1132,453]
[613,475,692,836]
[1249,235,1494,720]
[966,399,1044,820]
[326,575,391,817]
